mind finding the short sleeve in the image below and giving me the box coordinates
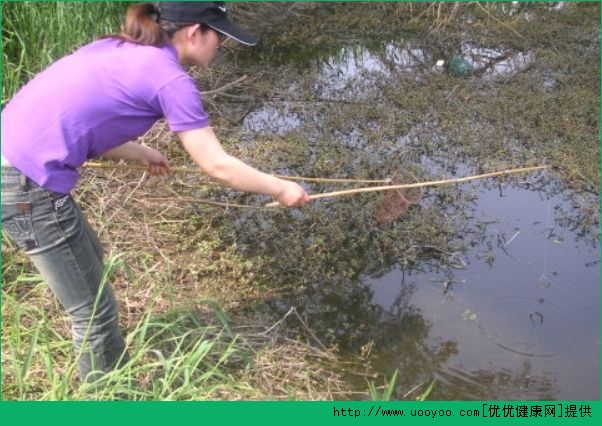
[155,76,210,132]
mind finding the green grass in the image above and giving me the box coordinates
[368,370,398,401]
[1,1,127,104]
[1,253,253,400]
[2,248,359,400]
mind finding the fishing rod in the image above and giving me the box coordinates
[264,165,550,207]
[83,161,388,184]
[83,161,550,209]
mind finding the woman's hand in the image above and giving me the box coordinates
[275,180,310,208]
[103,142,171,176]
[138,146,171,176]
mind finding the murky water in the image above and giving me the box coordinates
[236,29,599,400]
[366,179,600,400]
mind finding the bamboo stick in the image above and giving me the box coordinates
[265,165,550,207]
[144,196,263,210]
[276,176,386,184]
[84,162,550,209]
[82,161,387,184]
[84,161,205,175]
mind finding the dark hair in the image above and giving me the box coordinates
[108,2,209,47]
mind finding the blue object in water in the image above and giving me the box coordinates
[449,55,474,77]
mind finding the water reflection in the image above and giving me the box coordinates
[459,42,535,81]
[313,42,431,100]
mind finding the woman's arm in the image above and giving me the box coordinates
[102,142,171,176]
[177,127,309,207]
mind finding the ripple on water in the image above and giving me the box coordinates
[474,296,583,358]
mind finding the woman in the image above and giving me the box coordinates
[1,2,309,383]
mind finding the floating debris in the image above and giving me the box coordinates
[504,230,521,247]
[449,55,474,77]
[537,275,552,289]
[530,311,544,326]
[462,309,478,322]
[457,42,535,80]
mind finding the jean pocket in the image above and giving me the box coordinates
[48,194,83,238]
[2,202,38,251]
[49,192,71,212]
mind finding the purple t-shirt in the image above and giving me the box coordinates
[1,38,210,193]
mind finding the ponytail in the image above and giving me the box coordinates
[119,3,168,46]
[105,2,197,47]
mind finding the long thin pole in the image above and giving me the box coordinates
[82,161,387,184]
[83,162,549,209]
[84,161,203,175]
[265,165,549,207]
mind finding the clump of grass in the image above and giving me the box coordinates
[1,252,362,400]
[415,379,437,401]
[2,307,247,400]
[75,311,246,401]
[2,302,360,400]
[1,252,244,400]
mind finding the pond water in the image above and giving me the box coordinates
[365,178,600,400]
[235,32,599,400]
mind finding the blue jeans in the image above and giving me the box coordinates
[1,167,128,382]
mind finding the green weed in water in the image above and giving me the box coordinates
[368,370,398,401]
[416,379,437,401]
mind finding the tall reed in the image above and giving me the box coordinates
[2,1,127,104]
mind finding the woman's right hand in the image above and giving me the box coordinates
[276,180,310,208]
[103,142,171,176]
[138,146,171,176]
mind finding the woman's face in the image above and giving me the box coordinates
[186,27,227,68]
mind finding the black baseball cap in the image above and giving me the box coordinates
[157,1,258,46]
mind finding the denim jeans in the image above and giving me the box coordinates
[1,167,128,382]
